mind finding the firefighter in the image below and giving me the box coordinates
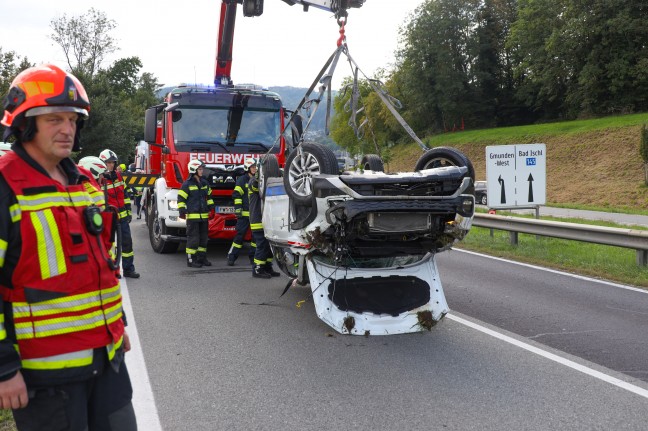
[99,148,140,279]
[248,167,280,278]
[0,64,137,430]
[227,158,257,266]
[178,159,215,268]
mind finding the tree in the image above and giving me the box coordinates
[50,8,117,79]
[0,48,33,103]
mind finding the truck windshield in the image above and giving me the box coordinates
[173,107,281,151]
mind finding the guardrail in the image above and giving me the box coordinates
[472,213,648,266]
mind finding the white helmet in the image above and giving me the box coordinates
[0,142,12,157]
[78,156,108,180]
[99,149,118,163]
[243,158,257,171]
[188,159,204,174]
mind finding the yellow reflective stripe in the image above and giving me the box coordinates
[0,239,6,268]
[122,251,134,258]
[189,186,199,190]
[9,204,21,222]
[31,209,67,279]
[186,213,209,219]
[104,181,123,190]
[250,223,263,230]
[250,242,256,248]
[186,248,197,254]
[15,303,123,340]
[234,199,243,204]
[197,247,206,252]
[13,285,121,318]
[178,190,188,199]
[106,336,124,361]
[231,243,242,249]
[0,314,6,340]
[234,186,244,195]
[206,199,214,205]
[242,211,249,217]
[177,203,186,208]
[22,349,94,370]
[119,210,128,218]
[124,198,131,204]
[16,191,93,211]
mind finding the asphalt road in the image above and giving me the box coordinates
[124,218,648,430]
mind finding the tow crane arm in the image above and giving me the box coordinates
[214,0,366,85]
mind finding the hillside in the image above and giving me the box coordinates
[388,114,648,211]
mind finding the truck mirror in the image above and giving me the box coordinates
[144,108,158,143]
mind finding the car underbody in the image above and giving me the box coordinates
[262,157,475,335]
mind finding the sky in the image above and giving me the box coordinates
[0,0,426,91]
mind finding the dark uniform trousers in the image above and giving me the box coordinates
[12,352,136,431]
[228,216,255,262]
[120,219,135,273]
[187,219,209,256]
[252,229,272,266]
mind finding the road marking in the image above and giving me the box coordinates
[448,313,648,400]
[455,248,648,294]
[121,279,164,431]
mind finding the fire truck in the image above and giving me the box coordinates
[139,0,365,253]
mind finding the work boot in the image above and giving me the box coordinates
[227,255,236,266]
[252,265,271,279]
[199,253,212,267]
[187,257,202,268]
[124,270,140,279]
[263,264,281,277]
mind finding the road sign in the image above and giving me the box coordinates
[485,144,546,209]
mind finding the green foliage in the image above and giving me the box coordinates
[0,48,33,102]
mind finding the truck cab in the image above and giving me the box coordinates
[142,84,287,253]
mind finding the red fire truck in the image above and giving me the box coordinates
[139,0,365,253]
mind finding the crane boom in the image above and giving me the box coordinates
[214,0,365,85]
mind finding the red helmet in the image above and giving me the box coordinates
[1,64,90,129]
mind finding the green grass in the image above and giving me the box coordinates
[458,225,648,288]
[0,410,16,431]
[545,202,648,216]
[424,112,648,146]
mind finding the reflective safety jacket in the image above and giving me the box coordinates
[248,176,263,231]
[177,175,215,220]
[232,174,250,217]
[0,149,124,386]
[102,170,131,219]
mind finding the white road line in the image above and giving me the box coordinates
[454,248,648,294]
[121,279,164,431]
[448,313,648,400]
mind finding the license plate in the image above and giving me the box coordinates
[215,206,235,214]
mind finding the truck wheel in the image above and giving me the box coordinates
[284,142,337,205]
[149,201,179,254]
[259,154,281,200]
[360,154,384,172]
[415,147,475,182]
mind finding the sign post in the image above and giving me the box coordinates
[485,144,546,209]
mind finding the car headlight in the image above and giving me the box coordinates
[168,200,178,210]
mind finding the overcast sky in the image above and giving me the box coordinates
[0,0,426,90]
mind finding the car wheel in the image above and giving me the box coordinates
[259,154,281,199]
[283,142,338,205]
[480,194,487,205]
[149,201,179,254]
[360,154,384,172]
[415,147,475,182]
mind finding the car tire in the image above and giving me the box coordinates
[259,154,281,200]
[284,142,338,205]
[480,194,487,205]
[415,147,475,182]
[360,154,384,172]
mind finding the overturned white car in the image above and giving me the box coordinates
[260,143,475,335]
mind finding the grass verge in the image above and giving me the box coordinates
[0,410,16,431]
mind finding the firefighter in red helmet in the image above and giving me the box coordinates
[0,64,137,430]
